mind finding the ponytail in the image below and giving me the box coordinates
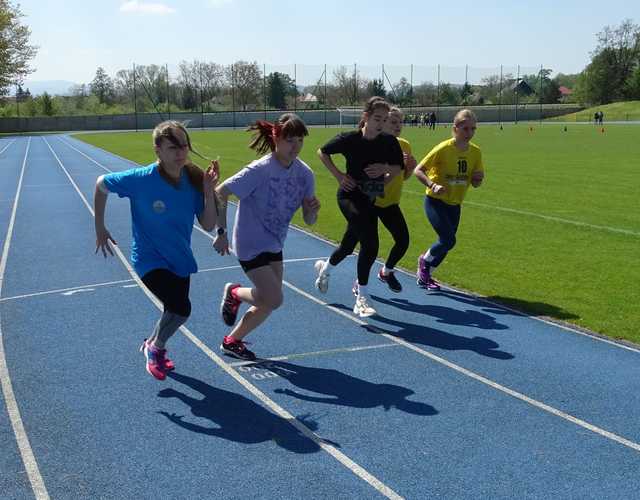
[247,113,309,155]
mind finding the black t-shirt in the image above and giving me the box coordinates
[320,130,404,198]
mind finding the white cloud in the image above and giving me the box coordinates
[120,1,176,14]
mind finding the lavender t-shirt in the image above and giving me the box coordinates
[225,153,315,261]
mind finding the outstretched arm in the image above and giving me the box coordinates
[94,175,117,257]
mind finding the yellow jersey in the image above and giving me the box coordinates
[416,138,484,205]
[375,137,411,208]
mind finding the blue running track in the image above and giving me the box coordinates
[1,135,640,499]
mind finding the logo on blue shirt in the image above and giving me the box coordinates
[152,200,166,214]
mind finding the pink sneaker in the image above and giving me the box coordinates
[140,341,167,380]
[141,339,174,371]
[416,254,430,284]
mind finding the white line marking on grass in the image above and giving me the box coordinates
[404,188,640,236]
[45,136,405,500]
[0,279,135,303]
[0,137,50,500]
[227,343,400,367]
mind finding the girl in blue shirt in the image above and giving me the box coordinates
[94,121,219,380]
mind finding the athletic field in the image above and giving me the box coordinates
[76,123,640,344]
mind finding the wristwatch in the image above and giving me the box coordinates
[216,227,226,236]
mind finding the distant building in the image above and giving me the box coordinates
[558,86,573,102]
[298,93,318,104]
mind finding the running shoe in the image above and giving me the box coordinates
[140,341,167,381]
[314,260,330,293]
[416,254,430,283]
[353,295,377,318]
[417,276,441,291]
[378,268,402,293]
[140,339,174,371]
[220,336,256,361]
[220,283,241,326]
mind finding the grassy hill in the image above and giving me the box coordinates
[547,100,640,122]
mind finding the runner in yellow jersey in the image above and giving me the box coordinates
[413,109,485,290]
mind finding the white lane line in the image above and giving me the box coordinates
[404,188,640,237]
[0,279,135,303]
[63,137,640,453]
[0,137,50,500]
[45,136,404,500]
[0,139,17,157]
[227,343,400,367]
[0,259,326,304]
[280,280,640,453]
[287,201,640,354]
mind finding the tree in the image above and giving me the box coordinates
[390,77,412,105]
[227,61,261,111]
[332,65,366,106]
[266,71,295,109]
[39,91,54,116]
[366,78,386,99]
[0,1,38,96]
[577,19,640,104]
[90,67,115,105]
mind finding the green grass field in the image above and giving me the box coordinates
[75,123,640,344]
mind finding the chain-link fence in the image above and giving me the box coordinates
[1,63,596,133]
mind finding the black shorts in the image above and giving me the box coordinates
[239,251,283,272]
[141,268,191,317]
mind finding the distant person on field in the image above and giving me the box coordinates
[429,111,437,130]
[94,121,219,380]
[414,109,485,291]
[213,113,320,361]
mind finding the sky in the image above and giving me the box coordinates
[16,0,640,88]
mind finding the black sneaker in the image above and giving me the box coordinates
[378,268,402,293]
[220,283,241,326]
[220,337,256,361]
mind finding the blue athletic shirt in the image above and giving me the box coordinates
[102,163,204,278]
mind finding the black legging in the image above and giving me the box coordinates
[374,204,409,270]
[329,191,379,286]
[141,268,192,317]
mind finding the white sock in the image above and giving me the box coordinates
[322,259,333,274]
[424,250,434,263]
[382,266,393,275]
[357,284,368,298]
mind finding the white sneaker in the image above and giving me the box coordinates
[353,295,376,318]
[314,260,329,293]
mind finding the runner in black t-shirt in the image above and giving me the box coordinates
[314,97,403,318]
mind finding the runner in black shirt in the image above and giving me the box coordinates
[314,97,403,317]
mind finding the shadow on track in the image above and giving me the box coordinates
[256,360,438,416]
[157,371,328,453]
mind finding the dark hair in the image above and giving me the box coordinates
[247,113,309,155]
[358,96,390,128]
[153,120,210,193]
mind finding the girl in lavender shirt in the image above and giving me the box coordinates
[213,114,320,361]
